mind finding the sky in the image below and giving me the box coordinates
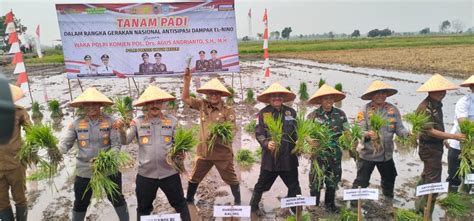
[1,0,473,46]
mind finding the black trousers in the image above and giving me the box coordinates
[447,148,462,186]
[253,168,301,197]
[352,158,397,197]
[136,173,189,221]
[73,173,126,212]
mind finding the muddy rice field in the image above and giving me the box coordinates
[6,58,474,220]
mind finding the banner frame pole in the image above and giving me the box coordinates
[77,79,83,92]
[67,79,73,102]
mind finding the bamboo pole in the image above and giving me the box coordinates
[357,186,362,221]
[423,193,433,221]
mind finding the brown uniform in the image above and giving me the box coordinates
[188,98,239,185]
[0,106,31,210]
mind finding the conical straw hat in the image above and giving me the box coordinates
[416,73,459,92]
[257,83,296,103]
[361,80,398,100]
[69,87,113,108]
[9,84,24,102]
[133,85,175,107]
[308,84,346,105]
[196,78,232,97]
[460,75,474,87]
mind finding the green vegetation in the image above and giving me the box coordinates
[318,78,326,88]
[369,112,389,153]
[394,208,422,221]
[263,114,283,158]
[167,127,198,173]
[285,212,311,221]
[298,82,309,101]
[245,88,256,104]
[226,87,235,105]
[340,208,359,221]
[338,122,362,159]
[244,119,257,135]
[235,149,256,167]
[31,102,43,119]
[335,83,343,92]
[254,147,262,159]
[208,122,234,152]
[167,92,177,110]
[437,193,471,217]
[399,111,432,148]
[457,119,474,184]
[114,96,133,127]
[291,110,312,155]
[47,100,63,118]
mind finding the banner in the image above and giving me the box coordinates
[56,1,240,79]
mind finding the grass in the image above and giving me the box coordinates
[226,86,235,105]
[31,102,43,119]
[166,127,198,173]
[399,111,432,149]
[394,208,422,221]
[245,88,256,104]
[263,113,283,158]
[291,110,313,155]
[335,83,343,92]
[235,149,256,167]
[167,92,177,110]
[285,212,311,221]
[244,119,256,135]
[340,208,359,221]
[86,150,131,201]
[24,54,64,64]
[47,100,63,118]
[318,78,326,88]
[238,35,474,55]
[298,82,309,101]
[208,122,234,152]
[368,112,389,154]
[114,96,133,127]
[437,193,471,217]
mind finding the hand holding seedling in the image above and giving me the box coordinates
[268,141,276,151]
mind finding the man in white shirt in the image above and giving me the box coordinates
[97,54,113,74]
[447,75,474,192]
[79,55,96,75]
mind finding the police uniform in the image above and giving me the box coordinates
[209,58,222,71]
[195,59,210,72]
[139,63,154,73]
[152,63,167,73]
[97,65,113,74]
[0,105,30,220]
[59,87,129,221]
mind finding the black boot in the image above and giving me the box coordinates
[249,192,262,212]
[448,184,459,193]
[324,188,339,213]
[230,184,241,205]
[15,206,27,221]
[186,182,199,204]
[177,203,191,221]
[310,189,321,206]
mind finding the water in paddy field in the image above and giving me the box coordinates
[12,59,472,220]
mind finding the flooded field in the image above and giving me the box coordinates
[9,58,473,220]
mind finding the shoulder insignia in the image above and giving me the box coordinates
[356,111,365,122]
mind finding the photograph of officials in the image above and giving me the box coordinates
[97,54,113,74]
[194,49,224,72]
[79,55,97,75]
[137,52,169,74]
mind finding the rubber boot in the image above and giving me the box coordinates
[114,204,129,221]
[0,207,14,221]
[72,210,86,221]
[448,184,459,193]
[324,188,339,213]
[310,189,321,206]
[186,182,199,204]
[15,206,27,221]
[177,203,191,221]
[249,192,262,212]
[230,184,241,205]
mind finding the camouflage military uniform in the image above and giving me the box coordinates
[307,106,347,206]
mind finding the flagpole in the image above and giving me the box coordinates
[24,66,34,103]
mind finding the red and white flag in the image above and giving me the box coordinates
[16,72,29,93]
[4,11,15,34]
[248,8,251,18]
[35,25,43,58]
[12,52,26,74]
[262,8,270,77]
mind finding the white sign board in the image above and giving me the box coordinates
[280,196,316,208]
[343,188,379,201]
[141,213,180,221]
[213,206,251,217]
[465,174,474,184]
[416,182,449,196]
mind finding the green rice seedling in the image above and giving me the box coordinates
[285,212,311,221]
[75,107,86,118]
[394,208,422,221]
[310,160,325,190]
[47,99,63,118]
[166,127,198,173]
[254,147,262,159]
[340,208,359,221]
[307,122,334,189]
[86,150,132,201]
[368,112,389,154]
[17,143,41,167]
[27,162,50,181]
[190,92,197,98]
[335,83,343,92]
[208,122,234,153]
[245,88,256,104]
[298,82,309,101]
[318,78,326,88]
[226,87,235,105]
[244,119,257,135]
[457,119,474,180]
[286,86,292,91]
[291,110,313,155]
[31,102,43,119]
[263,114,283,158]
[235,149,256,167]
[338,122,362,160]
[400,111,432,148]
[102,105,114,115]
[167,92,177,110]
[114,96,134,127]
[437,192,470,217]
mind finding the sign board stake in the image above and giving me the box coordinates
[295,194,302,221]
[357,186,362,221]
[423,193,432,221]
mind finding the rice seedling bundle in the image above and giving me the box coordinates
[399,111,432,148]
[456,119,474,184]
[437,192,470,217]
[245,88,256,104]
[318,78,326,88]
[226,87,235,105]
[31,102,43,119]
[235,149,256,167]
[75,107,86,117]
[167,92,177,110]
[340,208,359,221]
[291,110,313,155]
[368,112,389,154]
[308,122,334,189]
[394,208,422,221]
[335,83,343,92]
[86,150,131,201]
[244,119,257,135]
[298,82,309,101]
[102,105,114,115]
[48,100,63,118]
[166,127,197,173]
[114,96,134,127]
[208,122,234,152]
[263,114,283,158]
[338,122,362,160]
